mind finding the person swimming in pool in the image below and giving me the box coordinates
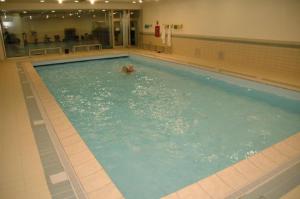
[122,64,135,74]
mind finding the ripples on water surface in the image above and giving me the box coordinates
[37,56,300,199]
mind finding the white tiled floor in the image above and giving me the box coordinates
[0,61,51,199]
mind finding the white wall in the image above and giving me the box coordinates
[142,0,300,42]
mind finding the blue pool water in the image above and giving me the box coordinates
[36,55,300,199]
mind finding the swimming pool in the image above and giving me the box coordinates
[36,55,300,199]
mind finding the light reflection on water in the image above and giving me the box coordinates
[37,57,300,199]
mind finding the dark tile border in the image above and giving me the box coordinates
[17,63,78,199]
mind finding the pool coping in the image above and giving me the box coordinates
[23,51,300,199]
[22,60,125,199]
[17,63,80,198]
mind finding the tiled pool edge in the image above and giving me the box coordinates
[17,63,78,199]
[127,53,300,198]
[161,133,300,199]
[129,51,300,93]
[22,62,125,199]
[24,53,300,199]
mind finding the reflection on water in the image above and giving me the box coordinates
[37,57,300,199]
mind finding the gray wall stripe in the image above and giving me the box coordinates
[140,32,300,49]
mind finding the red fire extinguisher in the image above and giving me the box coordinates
[155,21,160,37]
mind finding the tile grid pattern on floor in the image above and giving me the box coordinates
[0,60,51,199]
[19,51,300,199]
[17,63,78,199]
[22,61,124,199]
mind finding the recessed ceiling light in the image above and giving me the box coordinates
[40,0,45,2]
[90,0,95,4]
[104,0,109,3]
[132,1,136,3]
[139,0,143,3]
[74,0,79,2]
[0,0,6,2]
[58,0,63,3]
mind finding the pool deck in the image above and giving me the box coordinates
[1,49,300,199]
[0,60,51,198]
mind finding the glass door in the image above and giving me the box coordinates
[113,21,123,46]
[112,10,123,47]
[130,20,137,46]
[91,10,112,49]
[129,10,139,47]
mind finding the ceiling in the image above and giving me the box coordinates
[0,0,157,11]
[0,0,160,3]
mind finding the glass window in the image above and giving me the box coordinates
[0,9,114,58]
[129,10,140,46]
[130,10,139,19]
[113,10,122,20]
[113,20,123,46]
[1,9,140,58]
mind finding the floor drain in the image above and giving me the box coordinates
[26,95,34,99]
[33,120,45,126]
[50,172,69,184]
